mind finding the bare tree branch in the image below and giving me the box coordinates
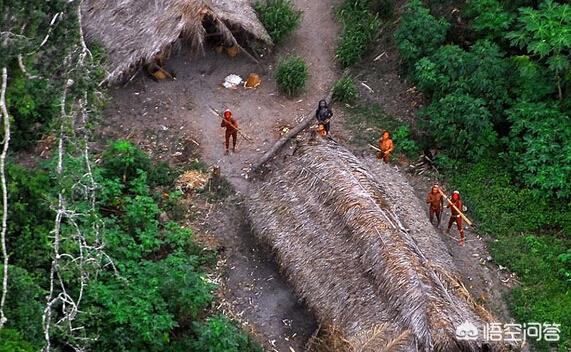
[0,67,11,330]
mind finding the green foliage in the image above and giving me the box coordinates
[414,41,512,120]
[3,140,255,351]
[0,329,34,352]
[1,266,45,348]
[506,102,571,199]
[421,93,497,161]
[255,0,302,45]
[332,76,359,104]
[1,0,106,151]
[344,104,419,159]
[368,0,395,19]
[491,234,571,352]
[101,140,151,183]
[446,159,568,235]
[335,0,382,67]
[192,315,263,352]
[506,1,571,77]
[5,74,60,150]
[394,0,449,69]
[391,1,571,349]
[465,0,515,41]
[149,161,179,188]
[392,126,419,158]
[5,164,53,279]
[511,55,555,101]
[275,56,308,96]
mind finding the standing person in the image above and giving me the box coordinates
[377,130,394,163]
[220,109,238,154]
[446,191,465,245]
[315,100,333,136]
[426,185,443,226]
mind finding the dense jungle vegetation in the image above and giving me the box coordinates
[334,0,570,350]
[0,1,260,351]
[1,0,569,351]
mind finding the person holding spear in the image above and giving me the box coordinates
[445,190,466,245]
[219,109,241,154]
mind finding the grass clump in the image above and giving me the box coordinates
[255,0,302,45]
[275,55,308,97]
[333,76,359,104]
[336,0,382,67]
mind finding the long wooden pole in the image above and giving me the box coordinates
[208,106,253,143]
[438,188,473,226]
[368,143,381,152]
[251,89,335,172]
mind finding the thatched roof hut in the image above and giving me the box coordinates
[246,138,518,352]
[81,0,272,83]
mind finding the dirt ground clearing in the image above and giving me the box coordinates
[99,0,342,350]
[97,0,520,350]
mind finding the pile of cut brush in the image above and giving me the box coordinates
[246,138,518,352]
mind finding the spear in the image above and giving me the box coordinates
[437,188,473,226]
[208,106,253,143]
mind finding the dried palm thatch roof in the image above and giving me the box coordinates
[81,0,272,83]
[246,138,518,352]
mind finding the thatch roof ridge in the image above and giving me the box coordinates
[249,171,417,349]
[247,138,517,351]
[81,0,271,83]
[291,142,478,350]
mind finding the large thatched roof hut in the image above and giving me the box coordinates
[246,138,518,352]
[81,0,272,83]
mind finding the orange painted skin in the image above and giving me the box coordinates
[221,111,238,152]
[426,186,443,225]
[447,193,465,245]
[378,131,394,163]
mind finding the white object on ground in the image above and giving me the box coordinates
[223,74,243,89]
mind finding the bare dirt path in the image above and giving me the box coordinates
[99,1,342,351]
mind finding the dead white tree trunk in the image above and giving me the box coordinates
[0,67,11,329]
[251,89,334,173]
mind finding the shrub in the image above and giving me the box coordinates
[414,41,512,121]
[333,76,359,103]
[506,102,571,199]
[394,0,449,70]
[100,139,151,183]
[2,266,45,348]
[275,55,308,96]
[0,329,34,352]
[421,93,497,161]
[336,1,382,67]
[255,0,302,45]
[6,73,59,150]
[5,165,53,279]
[511,55,555,102]
[465,0,515,41]
[392,125,420,158]
[506,0,571,100]
[192,315,262,352]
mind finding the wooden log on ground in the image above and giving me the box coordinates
[251,89,334,173]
